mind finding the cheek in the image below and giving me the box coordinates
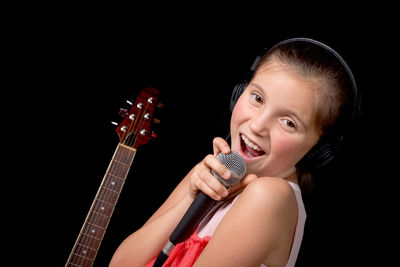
[273,136,295,157]
[230,97,249,151]
[229,110,240,150]
[230,99,247,136]
[271,134,306,166]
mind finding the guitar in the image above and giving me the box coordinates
[66,87,161,267]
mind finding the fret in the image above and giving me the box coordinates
[76,243,98,251]
[72,251,92,260]
[81,225,104,239]
[76,232,102,248]
[101,176,124,195]
[91,210,110,220]
[86,221,105,230]
[98,186,119,203]
[93,198,115,217]
[67,253,94,267]
[86,210,109,229]
[73,243,97,261]
[71,252,92,261]
[111,159,130,167]
[73,234,101,263]
[107,164,129,182]
[94,193,115,209]
[106,173,125,181]
[79,232,102,242]
[82,222,105,240]
[116,143,136,161]
[68,262,82,267]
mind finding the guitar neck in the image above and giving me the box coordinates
[66,143,136,267]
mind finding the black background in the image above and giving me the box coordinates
[11,9,395,267]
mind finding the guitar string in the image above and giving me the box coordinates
[99,97,149,222]
[99,97,151,230]
[75,145,132,263]
[70,94,156,265]
[83,99,152,256]
[104,97,150,224]
[73,100,147,262]
[83,146,130,262]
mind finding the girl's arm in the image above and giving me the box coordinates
[109,193,193,267]
[110,137,241,266]
[194,177,298,267]
[143,137,242,226]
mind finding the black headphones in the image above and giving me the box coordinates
[229,38,361,170]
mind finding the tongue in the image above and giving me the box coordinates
[244,143,265,157]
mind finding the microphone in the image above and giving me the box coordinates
[152,151,246,267]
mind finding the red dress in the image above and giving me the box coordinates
[145,231,211,267]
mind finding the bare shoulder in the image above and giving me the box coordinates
[194,177,298,266]
[240,177,298,212]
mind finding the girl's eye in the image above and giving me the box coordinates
[251,93,263,104]
[282,119,297,129]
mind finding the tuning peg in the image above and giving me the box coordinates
[157,102,164,108]
[111,121,118,126]
[119,108,128,117]
[153,118,161,124]
[126,100,133,105]
[151,131,158,139]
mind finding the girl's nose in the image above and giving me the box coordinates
[249,112,270,137]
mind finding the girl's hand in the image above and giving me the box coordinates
[187,137,257,201]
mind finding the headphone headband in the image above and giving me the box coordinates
[242,38,361,120]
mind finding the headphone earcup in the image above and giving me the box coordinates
[230,82,248,112]
[297,141,338,170]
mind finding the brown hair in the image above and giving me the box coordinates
[256,41,354,193]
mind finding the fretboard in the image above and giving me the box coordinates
[66,143,136,267]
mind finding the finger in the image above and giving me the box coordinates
[203,154,231,181]
[194,170,228,200]
[212,137,231,156]
[227,174,258,195]
[198,166,229,198]
[198,182,223,201]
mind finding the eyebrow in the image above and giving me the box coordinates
[249,83,309,131]
[281,108,308,131]
[249,83,264,93]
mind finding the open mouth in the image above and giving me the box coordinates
[240,134,266,158]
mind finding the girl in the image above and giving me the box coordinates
[110,38,358,267]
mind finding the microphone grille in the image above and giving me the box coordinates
[212,151,246,187]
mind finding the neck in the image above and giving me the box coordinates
[66,143,136,266]
[284,172,299,185]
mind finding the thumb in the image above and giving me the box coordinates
[227,173,258,196]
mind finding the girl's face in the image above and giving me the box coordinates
[230,61,320,179]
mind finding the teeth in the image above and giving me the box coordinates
[241,134,263,152]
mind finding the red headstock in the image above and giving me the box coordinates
[116,87,160,149]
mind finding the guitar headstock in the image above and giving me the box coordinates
[115,87,161,149]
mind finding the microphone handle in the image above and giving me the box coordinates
[170,191,216,244]
[153,192,216,267]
